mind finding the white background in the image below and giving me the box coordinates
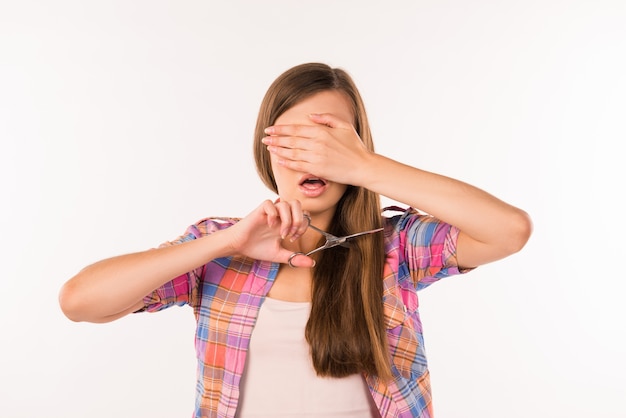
[1,1,625,417]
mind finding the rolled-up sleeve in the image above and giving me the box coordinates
[397,210,472,290]
[140,218,237,312]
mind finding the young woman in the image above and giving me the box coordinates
[59,62,532,418]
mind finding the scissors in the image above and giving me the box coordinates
[287,214,384,267]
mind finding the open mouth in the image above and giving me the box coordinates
[299,175,328,189]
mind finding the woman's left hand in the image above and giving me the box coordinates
[262,113,373,186]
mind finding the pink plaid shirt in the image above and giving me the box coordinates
[141,207,469,417]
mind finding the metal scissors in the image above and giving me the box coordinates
[288,214,384,267]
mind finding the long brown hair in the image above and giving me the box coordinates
[253,63,391,380]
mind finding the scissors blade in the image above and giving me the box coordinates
[341,227,384,242]
[319,227,384,251]
[301,213,384,255]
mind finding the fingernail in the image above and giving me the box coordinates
[264,127,274,134]
[262,137,271,145]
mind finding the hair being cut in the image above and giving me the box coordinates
[253,62,392,380]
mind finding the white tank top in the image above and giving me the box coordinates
[235,297,380,418]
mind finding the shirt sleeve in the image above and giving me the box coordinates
[396,208,474,290]
[139,217,238,313]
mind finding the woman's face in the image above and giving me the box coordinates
[270,90,353,216]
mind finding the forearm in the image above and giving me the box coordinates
[357,153,531,253]
[59,229,233,323]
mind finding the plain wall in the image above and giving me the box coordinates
[1,1,624,417]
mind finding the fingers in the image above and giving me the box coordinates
[264,124,319,140]
[262,118,340,149]
[307,113,347,128]
[264,113,349,137]
[273,200,308,241]
[268,201,315,267]
[262,124,326,173]
[259,199,280,228]
[262,115,356,172]
[259,199,308,241]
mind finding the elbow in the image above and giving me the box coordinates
[505,209,533,255]
[59,274,142,323]
[58,279,88,322]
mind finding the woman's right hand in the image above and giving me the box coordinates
[226,199,315,268]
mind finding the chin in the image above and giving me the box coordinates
[303,194,346,215]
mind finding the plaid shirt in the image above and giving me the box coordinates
[142,207,468,418]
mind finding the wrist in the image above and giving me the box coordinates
[198,228,238,259]
[350,151,382,188]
